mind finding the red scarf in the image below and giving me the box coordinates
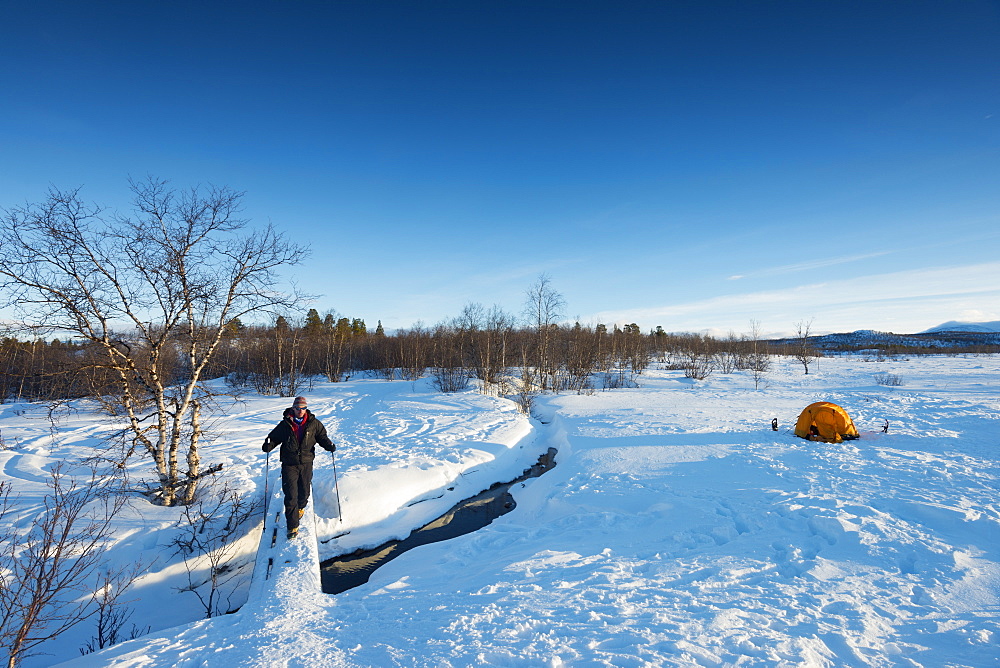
[291,414,306,443]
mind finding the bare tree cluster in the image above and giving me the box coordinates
[208,287,662,412]
[223,313,371,395]
[2,309,790,416]
[6,319,994,409]
[0,336,91,404]
[647,322,774,389]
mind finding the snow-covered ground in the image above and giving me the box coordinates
[2,355,998,667]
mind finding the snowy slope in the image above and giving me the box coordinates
[923,320,1000,334]
[1,356,997,667]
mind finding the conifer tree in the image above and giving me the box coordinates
[335,317,351,341]
[304,309,323,335]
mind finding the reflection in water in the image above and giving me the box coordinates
[320,447,557,595]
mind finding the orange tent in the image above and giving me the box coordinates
[794,402,859,443]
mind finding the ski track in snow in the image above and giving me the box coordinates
[0,357,994,666]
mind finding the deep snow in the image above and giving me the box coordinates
[1,355,998,667]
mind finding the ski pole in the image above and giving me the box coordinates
[331,449,343,522]
[263,449,271,525]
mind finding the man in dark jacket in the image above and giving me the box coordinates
[262,396,335,539]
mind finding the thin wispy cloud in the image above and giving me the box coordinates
[727,251,893,281]
[597,262,1000,334]
[463,259,583,287]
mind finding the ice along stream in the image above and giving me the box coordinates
[320,447,557,595]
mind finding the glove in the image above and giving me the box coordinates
[262,439,272,453]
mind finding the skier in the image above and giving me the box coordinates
[262,396,335,539]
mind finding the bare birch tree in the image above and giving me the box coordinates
[522,273,565,391]
[0,178,306,505]
[746,319,771,390]
[794,319,820,375]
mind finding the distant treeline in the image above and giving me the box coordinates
[2,311,996,404]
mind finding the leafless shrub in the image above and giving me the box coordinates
[0,466,138,668]
[511,359,539,414]
[600,369,639,389]
[426,320,471,393]
[170,481,262,619]
[745,320,771,390]
[713,351,738,374]
[675,335,714,381]
[430,367,470,393]
[713,331,741,374]
[874,372,903,386]
[78,571,150,655]
[683,353,714,380]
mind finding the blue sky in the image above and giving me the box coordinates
[2,1,998,336]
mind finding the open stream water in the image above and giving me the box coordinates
[320,448,558,595]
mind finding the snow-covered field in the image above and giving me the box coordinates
[2,354,998,667]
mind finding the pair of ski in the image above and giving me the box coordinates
[262,450,343,580]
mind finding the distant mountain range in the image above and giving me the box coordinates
[769,323,1000,351]
[921,320,1000,334]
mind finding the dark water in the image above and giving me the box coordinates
[320,447,557,595]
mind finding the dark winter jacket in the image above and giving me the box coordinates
[262,408,335,465]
